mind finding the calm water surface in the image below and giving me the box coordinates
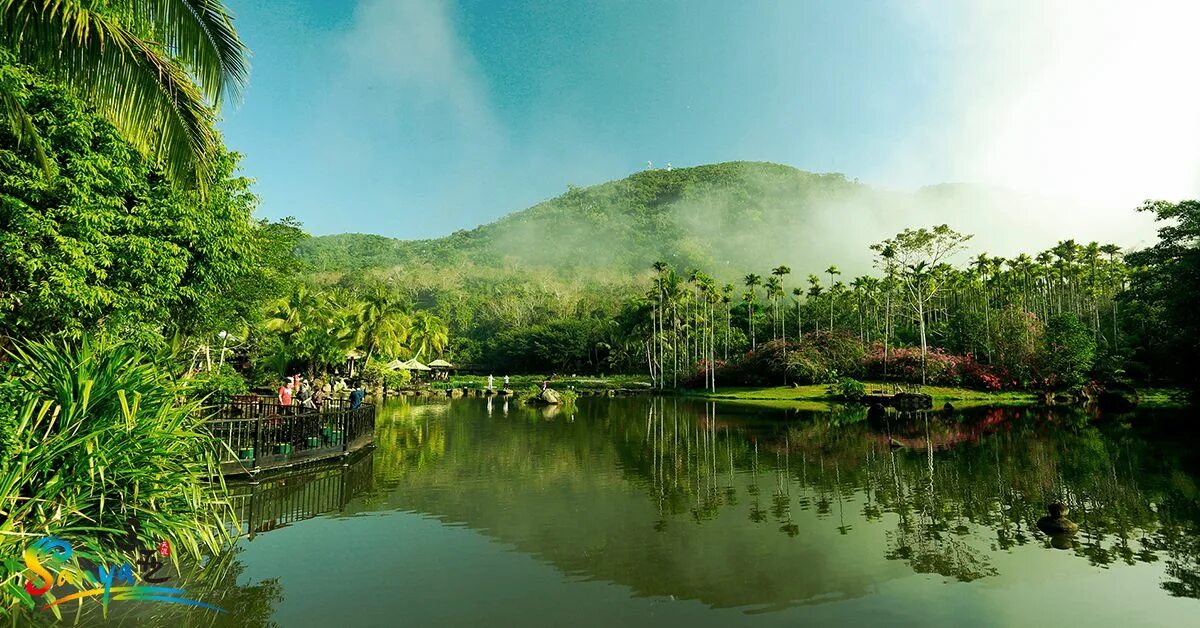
[104,397,1200,626]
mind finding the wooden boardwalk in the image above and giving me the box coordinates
[207,396,375,477]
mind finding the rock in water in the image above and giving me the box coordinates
[1036,503,1080,535]
[541,388,562,405]
[1098,383,1139,411]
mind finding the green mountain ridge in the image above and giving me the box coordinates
[295,161,1123,279]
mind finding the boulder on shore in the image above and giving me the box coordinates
[526,388,563,405]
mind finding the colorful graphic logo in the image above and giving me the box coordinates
[20,533,224,614]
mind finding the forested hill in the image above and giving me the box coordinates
[295,161,1089,278]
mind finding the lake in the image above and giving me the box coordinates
[92,397,1200,626]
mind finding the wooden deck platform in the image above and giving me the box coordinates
[207,396,375,477]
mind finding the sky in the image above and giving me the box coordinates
[219,0,1200,241]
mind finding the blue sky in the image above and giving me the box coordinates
[220,0,1200,239]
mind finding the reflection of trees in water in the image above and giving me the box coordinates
[621,399,1200,595]
[20,453,384,627]
[364,396,1200,600]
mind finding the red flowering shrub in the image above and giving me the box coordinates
[861,344,1010,390]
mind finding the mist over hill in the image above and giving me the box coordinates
[297,161,1153,279]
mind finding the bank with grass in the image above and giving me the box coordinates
[682,382,1039,408]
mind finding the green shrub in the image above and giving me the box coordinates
[383,369,412,389]
[1040,313,1097,389]
[837,377,866,401]
[0,337,232,614]
[186,363,249,402]
[361,360,413,390]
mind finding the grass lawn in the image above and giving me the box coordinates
[445,373,652,391]
[1138,387,1192,408]
[683,382,1039,406]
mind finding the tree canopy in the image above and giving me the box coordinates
[0,63,297,347]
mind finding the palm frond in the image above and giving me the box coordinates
[137,0,249,104]
[0,69,52,174]
[0,0,249,190]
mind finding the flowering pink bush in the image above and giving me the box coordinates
[861,344,1009,390]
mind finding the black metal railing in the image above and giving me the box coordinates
[226,448,375,539]
[206,395,375,476]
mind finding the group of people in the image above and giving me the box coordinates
[277,374,368,411]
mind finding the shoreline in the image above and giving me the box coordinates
[392,375,1188,409]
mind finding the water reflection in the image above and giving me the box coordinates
[74,397,1197,625]
[229,449,376,538]
[365,397,1200,608]
[52,453,379,627]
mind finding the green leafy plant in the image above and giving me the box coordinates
[0,337,233,615]
[185,362,248,402]
[837,377,866,401]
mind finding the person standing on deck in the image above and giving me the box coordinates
[278,380,293,407]
[312,384,326,411]
[488,374,495,390]
[503,375,510,388]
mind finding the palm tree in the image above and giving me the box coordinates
[971,253,991,350]
[1099,243,1122,345]
[791,287,803,340]
[0,0,250,189]
[825,265,841,332]
[652,261,669,388]
[357,286,412,362]
[743,273,762,349]
[764,275,782,340]
[771,265,791,343]
[263,285,320,338]
[409,311,449,360]
[806,274,823,324]
[721,283,734,360]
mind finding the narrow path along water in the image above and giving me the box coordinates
[96,397,1200,626]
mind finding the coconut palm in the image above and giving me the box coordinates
[0,0,250,189]
[263,285,320,338]
[357,286,412,362]
[409,310,449,360]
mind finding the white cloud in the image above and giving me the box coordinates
[888,0,1200,245]
[336,0,498,135]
